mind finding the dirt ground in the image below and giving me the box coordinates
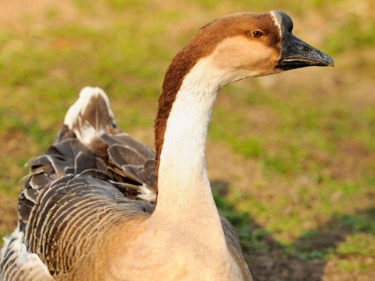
[207,142,375,281]
[1,1,374,281]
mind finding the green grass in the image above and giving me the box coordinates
[1,0,375,279]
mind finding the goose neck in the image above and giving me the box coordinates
[154,57,221,217]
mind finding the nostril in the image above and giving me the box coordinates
[297,45,312,52]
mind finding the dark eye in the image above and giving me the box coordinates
[251,30,264,38]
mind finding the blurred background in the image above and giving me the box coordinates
[0,0,374,280]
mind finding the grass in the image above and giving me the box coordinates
[1,0,375,280]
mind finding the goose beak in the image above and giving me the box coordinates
[276,34,334,70]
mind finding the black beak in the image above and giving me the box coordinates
[276,33,334,71]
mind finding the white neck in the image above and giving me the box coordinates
[152,57,225,235]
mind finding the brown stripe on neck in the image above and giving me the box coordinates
[153,20,225,195]
[154,45,209,196]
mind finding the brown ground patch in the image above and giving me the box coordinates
[0,194,18,237]
[0,0,80,30]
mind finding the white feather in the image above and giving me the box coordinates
[64,86,114,145]
[0,228,54,281]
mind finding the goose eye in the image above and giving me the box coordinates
[251,30,264,38]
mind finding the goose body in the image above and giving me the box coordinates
[0,10,333,281]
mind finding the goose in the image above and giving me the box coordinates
[0,10,333,281]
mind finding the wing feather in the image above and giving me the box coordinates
[0,87,249,280]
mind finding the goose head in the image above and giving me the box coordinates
[165,10,334,89]
[155,11,334,190]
